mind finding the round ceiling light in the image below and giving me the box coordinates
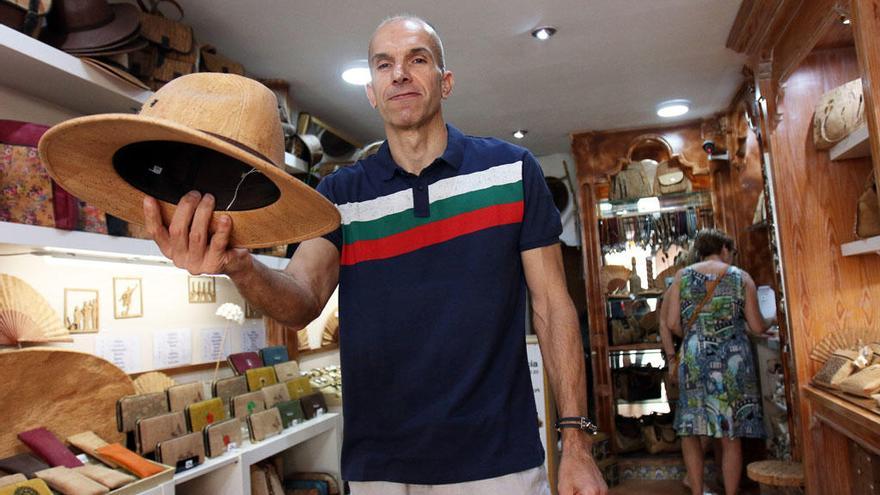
[513,129,527,139]
[656,99,691,118]
[531,26,557,40]
[342,66,371,85]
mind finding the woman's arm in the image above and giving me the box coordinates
[664,270,684,336]
[742,271,771,335]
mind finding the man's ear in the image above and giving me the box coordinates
[440,69,454,100]
[365,82,378,109]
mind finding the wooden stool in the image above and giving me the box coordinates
[747,460,805,495]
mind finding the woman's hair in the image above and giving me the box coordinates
[693,229,734,259]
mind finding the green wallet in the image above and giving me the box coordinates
[276,400,305,428]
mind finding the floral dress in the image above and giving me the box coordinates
[673,266,765,439]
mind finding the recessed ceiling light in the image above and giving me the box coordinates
[531,26,557,40]
[656,99,690,118]
[342,66,371,85]
[513,129,527,139]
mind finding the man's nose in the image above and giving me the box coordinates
[392,63,410,83]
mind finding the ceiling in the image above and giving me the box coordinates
[180,0,746,156]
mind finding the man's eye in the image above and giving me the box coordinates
[377,63,391,70]
[413,58,427,64]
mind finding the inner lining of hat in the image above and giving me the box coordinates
[113,141,281,211]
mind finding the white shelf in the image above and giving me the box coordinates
[830,125,871,161]
[0,24,150,114]
[173,450,240,485]
[841,234,880,256]
[0,221,289,270]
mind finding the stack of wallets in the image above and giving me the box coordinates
[156,432,204,473]
[116,393,169,432]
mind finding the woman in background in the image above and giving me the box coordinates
[665,229,772,495]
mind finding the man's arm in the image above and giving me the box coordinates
[144,192,339,329]
[522,243,606,495]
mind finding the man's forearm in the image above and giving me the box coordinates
[226,256,322,329]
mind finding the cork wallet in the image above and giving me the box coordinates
[166,382,205,412]
[186,398,226,432]
[136,411,186,455]
[203,418,242,458]
[245,367,277,391]
[116,392,169,433]
[156,432,204,472]
[247,408,283,442]
[232,391,266,418]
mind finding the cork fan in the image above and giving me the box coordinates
[810,327,879,364]
[0,274,71,345]
[133,371,176,394]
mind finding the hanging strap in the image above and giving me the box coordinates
[683,264,729,332]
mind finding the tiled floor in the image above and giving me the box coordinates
[610,480,690,494]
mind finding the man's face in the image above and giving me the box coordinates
[366,19,453,130]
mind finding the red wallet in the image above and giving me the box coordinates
[227,352,263,375]
[17,428,83,468]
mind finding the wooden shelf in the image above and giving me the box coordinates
[841,234,880,257]
[0,25,149,114]
[0,221,290,270]
[830,125,871,161]
[609,343,663,352]
[804,385,880,453]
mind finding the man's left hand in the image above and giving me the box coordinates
[557,441,608,495]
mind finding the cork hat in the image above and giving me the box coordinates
[39,73,340,248]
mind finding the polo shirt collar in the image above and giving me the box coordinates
[375,124,465,181]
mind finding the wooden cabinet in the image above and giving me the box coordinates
[727,0,880,492]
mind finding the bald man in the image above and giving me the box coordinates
[144,15,606,495]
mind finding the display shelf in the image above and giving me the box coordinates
[0,24,149,114]
[830,124,871,161]
[172,449,240,485]
[841,234,880,257]
[0,221,289,270]
[609,343,664,352]
[598,191,712,219]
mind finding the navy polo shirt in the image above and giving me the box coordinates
[316,124,562,484]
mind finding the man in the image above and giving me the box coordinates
[144,15,606,495]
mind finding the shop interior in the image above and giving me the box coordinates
[2,0,880,494]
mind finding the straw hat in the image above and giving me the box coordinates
[39,73,341,248]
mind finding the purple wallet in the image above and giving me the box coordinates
[18,427,83,468]
[227,352,263,375]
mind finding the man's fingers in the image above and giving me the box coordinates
[186,193,215,270]
[143,196,171,256]
[168,191,201,263]
[206,214,233,270]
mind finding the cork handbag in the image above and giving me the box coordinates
[610,159,656,201]
[653,159,692,196]
[813,78,865,150]
[856,172,880,239]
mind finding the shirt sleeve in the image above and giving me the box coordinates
[315,175,343,253]
[518,151,563,251]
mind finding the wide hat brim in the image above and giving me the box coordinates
[38,114,341,249]
[44,3,141,52]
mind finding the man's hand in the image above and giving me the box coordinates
[557,438,608,495]
[143,191,251,276]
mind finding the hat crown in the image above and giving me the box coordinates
[141,73,284,167]
[50,0,114,32]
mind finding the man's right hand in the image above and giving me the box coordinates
[143,191,252,276]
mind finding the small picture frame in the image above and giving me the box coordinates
[245,300,263,319]
[188,276,217,303]
[113,277,143,319]
[64,288,99,333]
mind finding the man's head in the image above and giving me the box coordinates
[366,15,454,130]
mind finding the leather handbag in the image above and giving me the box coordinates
[261,383,291,408]
[300,393,328,419]
[116,392,169,432]
[0,0,50,37]
[213,375,248,405]
[610,159,656,201]
[186,397,226,432]
[286,376,314,399]
[0,453,50,478]
[813,78,865,150]
[276,400,305,428]
[259,345,289,366]
[17,428,82,468]
[247,408,283,442]
[246,367,278,391]
[166,382,204,412]
[73,464,135,489]
[228,352,263,375]
[135,411,186,455]
[232,391,266,418]
[856,172,880,239]
[0,479,52,495]
[199,44,245,75]
[34,466,109,495]
[93,444,165,478]
[653,160,691,196]
[274,360,301,382]
[203,418,241,458]
[156,432,204,472]
[641,413,681,454]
